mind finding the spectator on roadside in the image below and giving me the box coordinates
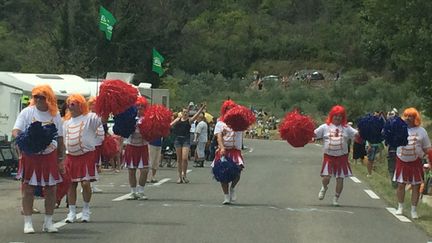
[149,137,162,183]
[393,107,432,219]
[366,112,383,178]
[171,103,206,183]
[193,112,208,167]
[386,109,399,188]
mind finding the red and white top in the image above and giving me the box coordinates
[397,126,431,162]
[13,106,63,154]
[314,123,357,156]
[214,120,243,150]
[94,125,105,146]
[63,112,102,156]
[126,118,148,146]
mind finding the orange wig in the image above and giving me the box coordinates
[64,94,89,120]
[220,100,237,117]
[402,107,421,126]
[136,96,148,109]
[87,96,97,112]
[326,105,347,126]
[29,85,58,116]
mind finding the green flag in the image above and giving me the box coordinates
[152,48,165,77]
[99,6,117,41]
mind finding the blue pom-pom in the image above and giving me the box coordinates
[357,114,384,144]
[113,106,138,138]
[212,156,241,183]
[16,122,58,155]
[383,116,408,147]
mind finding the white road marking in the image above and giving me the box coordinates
[53,212,83,228]
[386,207,412,222]
[112,193,133,201]
[364,189,380,199]
[148,178,171,187]
[9,242,25,243]
[186,169,192,174]
[248,148,254,153]
[350,177,362,183]
[160,203,354,214]
[314,144,322,147]
[94,184,115,187]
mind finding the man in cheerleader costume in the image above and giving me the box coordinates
[124,97,150,200]
[393,108,432,219]
[213,100,244,204]
[87,97,105,193]
[314,105,358,206]
[63,94,105,223]
[12,85,64,233]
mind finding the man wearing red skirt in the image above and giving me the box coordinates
[63,94,104,223]
[13,85,64,233]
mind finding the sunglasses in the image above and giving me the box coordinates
[33,95,46,100]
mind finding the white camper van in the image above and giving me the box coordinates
[0,72,91,141]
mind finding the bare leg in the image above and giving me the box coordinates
[367,159,374,175]
[81,181,92,203]
[181,147,190,181]
[411,184,420,206]
[67,182,78,206]
[128,169,137,187]
[22,184,35,216]
[44,185,56,215]
[139,168,149,187]
[176,147,183,182]
[221,183,229,194]
[335,178,344,195]
[397,183,406,203]
[321,176,331,188]
[231,173,241,189]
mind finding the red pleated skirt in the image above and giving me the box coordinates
[18,151,62,186]
[393,157,423,185]
[320,154,352,178]
[123,144,149,169]
[64,151,98,182]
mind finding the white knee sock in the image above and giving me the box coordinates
[130,187,137,193]
[24,216,32,224]
[69,205,76,214]
[137,185,144,193]
[83,202,90,211]
[44,215,53,225]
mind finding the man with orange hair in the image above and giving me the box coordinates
[393,107,432,219]
[314,105,358,206]
[63,94,105,223]
[13,85,64,233]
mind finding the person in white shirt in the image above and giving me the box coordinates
[314,105,358,206]
[13,85,64,234]
[212,100,244,204]
[194,112,208,167]
[63,94,104,223]
[393,107,432,219]
[124,97,150,200]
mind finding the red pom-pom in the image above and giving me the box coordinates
[138,105,173,141]
[95,80,138,118]
[223,105,256,131]
[56,171,71,203]
[101,135,119,161]
[279,110,315,147]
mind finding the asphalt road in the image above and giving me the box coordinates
[0,139,430,243]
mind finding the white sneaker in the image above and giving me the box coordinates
[81,210,91,223]
[318,187,327,200]
[366,174,372,178]
[65,212,76,223]
[222,195,231,205]
[395,207,403,215]
[127,192,139,200]
[42,223,58,233]
[332,197,340,206]
[24,223,35,234]
[137,192,148,201]
[92,186,103,193]
[411,210,419,219]
[229,188,237,202]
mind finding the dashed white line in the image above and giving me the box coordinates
[53,212,83,228]
[148,178,171,187]
[112,193,133,201]
[314,144,322,147]
[386,207,412,222]
[364,189,380,199]
[248,148,254,153]
[350,177,362,183]
[186,169,192,174]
